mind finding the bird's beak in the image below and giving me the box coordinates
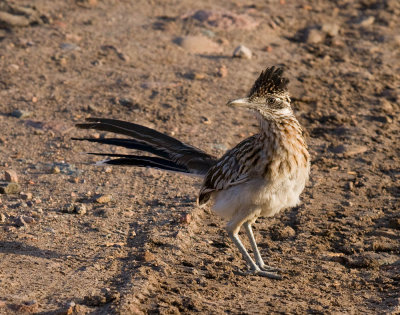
[226,97,252,108]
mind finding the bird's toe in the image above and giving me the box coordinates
[255,270,283,279]
[259,264,280,273]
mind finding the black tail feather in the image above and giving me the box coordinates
[74,118,216,175]
[72,137,171,160]
[91,153,191,173]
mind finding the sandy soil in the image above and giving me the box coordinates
[0,0,399,314]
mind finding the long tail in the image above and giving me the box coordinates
[73,118,216,176]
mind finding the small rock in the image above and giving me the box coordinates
[94,194,112,204]
[393,35,400,46]
[200,116,211,125]
[321,23,339,37]
[4,170,18,183]
[179,213,192,224]
[233,45,252,59]
[60,42,80,51]
[305,29,324,44]
[0,213,6,223]
[75,204,87,215]
[344,145,368,156]
[347,182,354,191]
[76,0,98,7]
[0,182,21,194]
[20,192,33,200]
[51,166,61,174]
[186,72,206,80]
[0,11,30,28]
[380,99,393,113]
[69,177,79,184]
[174,35,222,54]
[15,215,35,227]
[217,65,228,77]
[63,203,75,213]
[11,109,32,119]
[357,16,374,27]
[142,250,155,262]
[329,144,367,156]
[261,46,273,52]
[104,167,112,173]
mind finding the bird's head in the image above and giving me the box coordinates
[227,66,291,116]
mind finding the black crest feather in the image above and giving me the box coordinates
[248,66,289,98]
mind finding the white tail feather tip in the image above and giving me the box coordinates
[95,159,110,166]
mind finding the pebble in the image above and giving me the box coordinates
[380,99,393,112]
[321,23,339,37]
[60,43,80,51]
[51,166,61,174]
[4,170,18,183]
[15,215,35,227]
[75,204,87,215]
[142,250,156,262]
[0,11,30,27]
[305,29,324,44]
[186,72,206,80]
[217,65,228,77]
[11,109,32,119]
[63,203,75,214]
[104,167,112,173]
[200,116,211,125]
[179,213,192,224]
[0,213,6,223]
[94,194,112,204]
[175,35,223,54]
[0,182,21,194]
[232,45,252,59]
[20,192,33,200]
[76,0,98,7]
[357,16,375,27]
[330,144,368,156]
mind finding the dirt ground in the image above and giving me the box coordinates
[0,0,399,314]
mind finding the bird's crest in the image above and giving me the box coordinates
[248,66,289,98]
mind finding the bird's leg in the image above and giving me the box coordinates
[243,221,279,273]
[226,220,282,279]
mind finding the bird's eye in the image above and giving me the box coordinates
[267,98,276,104]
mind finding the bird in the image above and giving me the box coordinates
[73,66,310,279]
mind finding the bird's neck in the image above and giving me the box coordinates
[256,110,308,157]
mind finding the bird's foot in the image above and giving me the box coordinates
[240,268,282,280]
[258,264,280,273]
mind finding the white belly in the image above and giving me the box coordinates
[211,167,309,220]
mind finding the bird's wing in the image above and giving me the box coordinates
[198,135,265,205]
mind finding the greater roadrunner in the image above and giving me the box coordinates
[74,66,310,279]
